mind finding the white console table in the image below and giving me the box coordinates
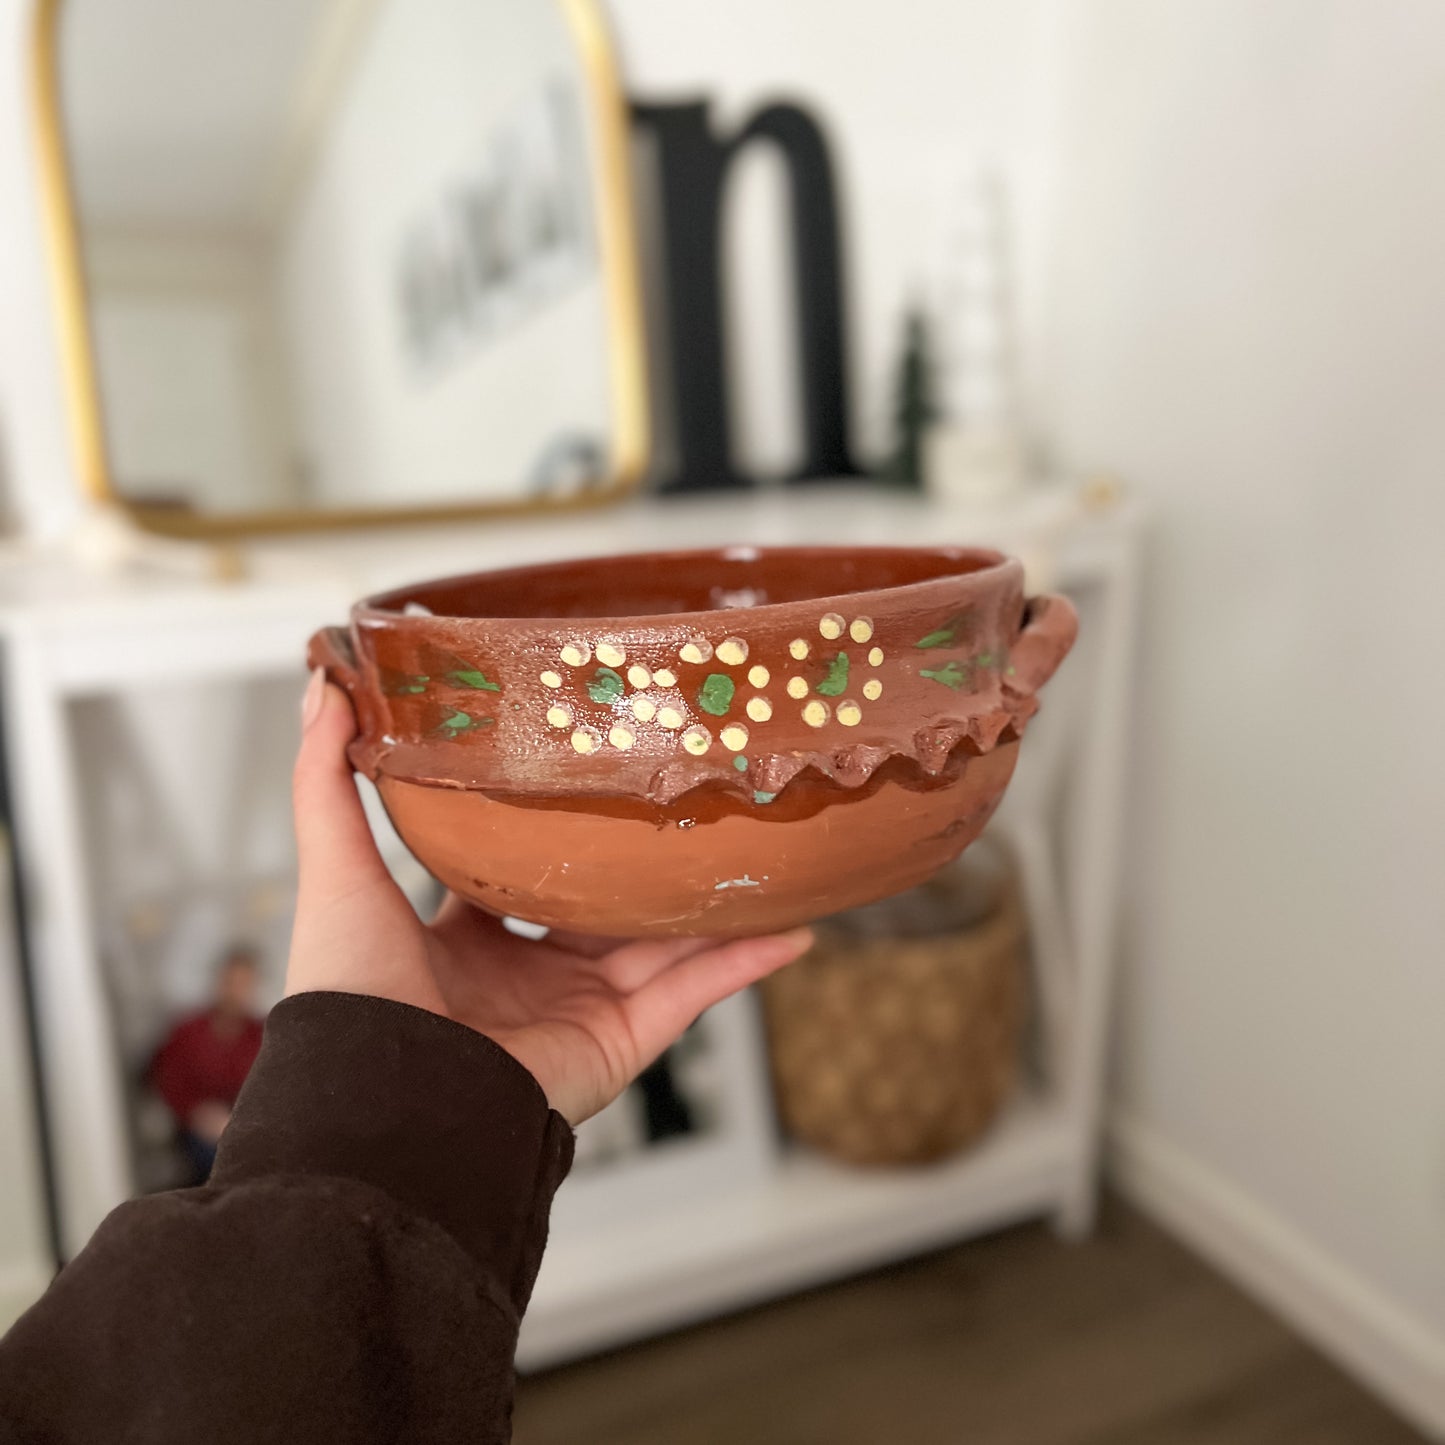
[0,484,1141,1361]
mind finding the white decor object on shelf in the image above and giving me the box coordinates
[64,501,246,582]
[926,422,1028,506]
[925,168,1028,505]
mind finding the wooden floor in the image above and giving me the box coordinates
[514,1199,1425,1445]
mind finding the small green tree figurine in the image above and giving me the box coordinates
[882,309,937,489]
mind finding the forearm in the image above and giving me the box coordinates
[0,993,574,1445]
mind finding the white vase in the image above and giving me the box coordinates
[924,420,1027,505]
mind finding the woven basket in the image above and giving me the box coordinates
[761,847,1028,1166]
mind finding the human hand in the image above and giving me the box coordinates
[187,1101,232,1144]
[287,672,813,1124]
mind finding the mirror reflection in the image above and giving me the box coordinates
[57,0,640,523]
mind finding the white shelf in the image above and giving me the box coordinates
[519,1089,1078,1370]
[0,485,1131,694]
[0,483,1140,1361]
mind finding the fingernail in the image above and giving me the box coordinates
[301,667,325,730]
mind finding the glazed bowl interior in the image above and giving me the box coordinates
[365,545,1008,622]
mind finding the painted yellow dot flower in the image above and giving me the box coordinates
[631,696,657,722]
[837,701,862,727]
[802,700,830,728]
[596,642,626,668]
[627,664,652,689]
[571,728,600,754]
[716,637,749,666]
[679,640,712,665]
[720,723,749,751]
[560,642,591,668]
[789,638,810,660]
[863,679,883,701]
[819,613,845,640]
[748,664,770,687]
[849,618,874,643]
[608,723,635,751]
[653,668,677,688]
[540,670,563,689]
[746,696,773,722]
[681,725,711,756]
[658,706,686,730]
[868,647,884,667]
[787,676,809,699]
[546,705,572,729]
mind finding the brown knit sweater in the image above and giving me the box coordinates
[0,991,576,1444]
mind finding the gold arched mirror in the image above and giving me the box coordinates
[32,0,648,536]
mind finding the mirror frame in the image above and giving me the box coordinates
[30,0,650,537]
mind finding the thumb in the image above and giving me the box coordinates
[293,670,391,906]
[626,928,815,1068]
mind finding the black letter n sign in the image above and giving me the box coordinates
[634,100,860,493]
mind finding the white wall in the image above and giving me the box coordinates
[1038,0,1445,1429]
[277,0,616,506]
[607,0,1067,475]
[0,0,81,539]
[612,0,1445,1426]
[85,234,297,509]
[57,0,331,234]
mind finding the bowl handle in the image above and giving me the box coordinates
[1009,594,1079,693]
[307,625,362,702]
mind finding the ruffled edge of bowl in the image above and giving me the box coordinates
[360,681,1042,808]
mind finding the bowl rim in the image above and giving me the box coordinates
[355,543,1017,629]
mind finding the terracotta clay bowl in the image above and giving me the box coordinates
[308,546,1077,938]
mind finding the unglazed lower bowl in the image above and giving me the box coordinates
[309,545,1077,937]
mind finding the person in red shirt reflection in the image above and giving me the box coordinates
[148,947,266,1182]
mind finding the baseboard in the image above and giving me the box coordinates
[0,1260,51,1332]
[1109,1113,1445,1443]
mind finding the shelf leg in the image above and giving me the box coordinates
[3,633,132,1256]
[1051,530,1141,1240]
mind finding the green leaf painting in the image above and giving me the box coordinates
[914,611,970,649]
[697,673,736,716]
[382,659,501,696]
[587,666,625,704]
[435,709,493,738]
[753,790,778,806]
[920,661,969,690]
[446,669,501,692]
[815,652,850,696]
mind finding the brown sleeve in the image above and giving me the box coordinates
[0,991,575,1445]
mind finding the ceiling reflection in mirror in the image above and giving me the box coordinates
[49,0,646,530]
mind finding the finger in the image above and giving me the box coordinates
[430,892,516,947]
[293,674,392,906]
[624,928,814,1063]
[594,935,722,993]
[429,904,711,998]
[504,925,721,988]
[431,902,716,983]
[528,927,621,960]
[431,896,597,952]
